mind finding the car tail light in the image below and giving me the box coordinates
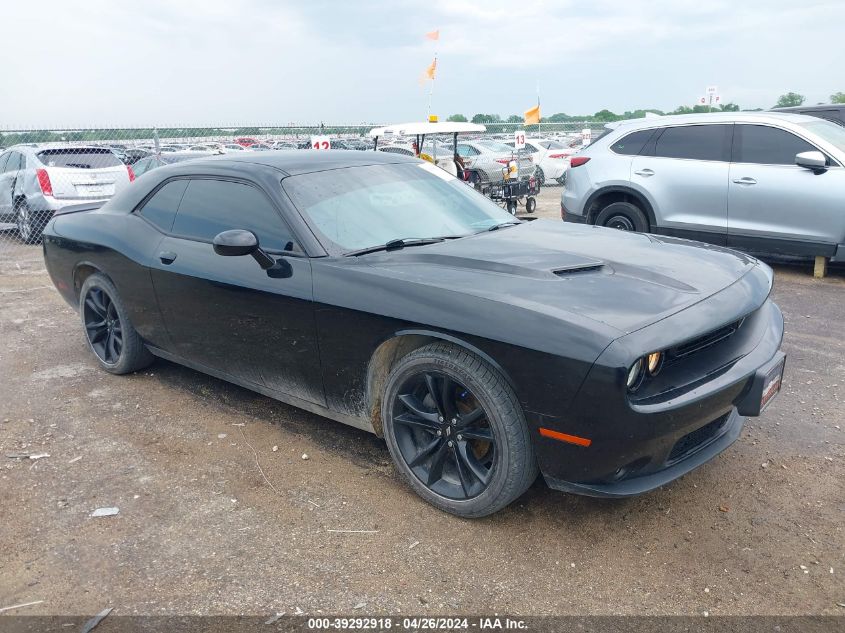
[569,156,591,168]
[548,153,569,159]
[127,165,136,182]
[36,169,53,196]
[495,158,510,165]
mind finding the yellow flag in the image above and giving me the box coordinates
[524,104,541,125]
[425,29,440,41]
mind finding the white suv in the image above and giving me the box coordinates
[561,112,845,262]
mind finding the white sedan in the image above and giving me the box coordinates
[505,138,576,185]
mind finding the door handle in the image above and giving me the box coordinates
[158,251,177,265]
[732,177,757,185]
[634,168,654,177]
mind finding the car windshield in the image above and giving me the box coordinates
[282,162,517,253]
[798,119,845,153]
[476,140,514,153]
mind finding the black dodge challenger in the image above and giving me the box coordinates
[42,151,785,517]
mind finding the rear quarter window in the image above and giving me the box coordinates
[610,129,656,155]
[36,148,123,169]
[137,179,189,232]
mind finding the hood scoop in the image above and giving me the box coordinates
[552,262,605,277]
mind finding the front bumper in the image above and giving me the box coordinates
[535,286,784,498]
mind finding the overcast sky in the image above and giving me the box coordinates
[3,0,844,128]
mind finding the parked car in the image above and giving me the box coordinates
[234,137,258,147]
[131,153,210,178]
[455,139,533,187]
[122,148,153,164]
[772,104,845,127]
[561,112,845,262]
[378,145,415,156]
[42,151,785,517]
[0,145,133,243]
[223,143,248,152]
[504,138,573,185]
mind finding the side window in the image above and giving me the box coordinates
[132,159,151,176]
[653,125,731,161]
[456,144,479,157]
[610,129,656,155]
[137,179,189,232]
[6,152,22,171]
[171,179,296,252]
[734,125,818,165]
[0,153,9,173]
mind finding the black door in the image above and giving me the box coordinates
[148,177,325,406]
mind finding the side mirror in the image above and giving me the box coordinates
[213,229,259,257]
[213,229,275,269]
[795,150,827,173]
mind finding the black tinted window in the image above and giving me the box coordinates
[734,125,818,165]
[138,180,188,231]
[172,179,295,252]
[611,129,655,155]
[36,148,122,169]
[653,125,730,161]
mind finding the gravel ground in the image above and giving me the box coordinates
[0,193,843,617]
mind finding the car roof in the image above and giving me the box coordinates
[606,111,822,132]
[179,148,419,176]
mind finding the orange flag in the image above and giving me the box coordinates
[425,29,440,41]
[423,58,437,81]
[524,104,541,125]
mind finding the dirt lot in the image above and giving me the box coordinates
[0,188,843,617]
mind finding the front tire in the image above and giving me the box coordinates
[594,201,648,232]
[79,274,153,375]
[382,343,538,518]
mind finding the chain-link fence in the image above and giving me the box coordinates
[0,122,605,251]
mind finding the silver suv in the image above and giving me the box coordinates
[561,112,845,262]
[0,145,132,243]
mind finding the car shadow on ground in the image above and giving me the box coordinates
[143,356,694,526]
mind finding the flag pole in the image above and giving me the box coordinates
[536,80,541,137]
[427,52,437,119]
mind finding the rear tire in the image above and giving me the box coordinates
[382,342,538,518]
[595,201,648,232]
[79,273,154,375]
[15,200,49,245]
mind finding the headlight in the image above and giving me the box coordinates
[646,351,663,375]
[626,359,644,391]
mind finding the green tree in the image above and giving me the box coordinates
[720,102,740,112]
[506,114,522,123]
[670,105,694,115]
[447,114,468,122]
[593,109,619,122]
[546,112,571,122]
[775,92,805,108]
[470,114,501,124]
[830,92,845,104]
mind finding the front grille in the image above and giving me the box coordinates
[668,414,729,463]
[668,319,744,361]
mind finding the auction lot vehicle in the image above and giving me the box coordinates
[561,112,845,262]
[42,151,785,517]
[0,145,133,244]
[773,104,845,126]
[505,138,574,185]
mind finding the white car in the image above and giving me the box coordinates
[505,138,575,186]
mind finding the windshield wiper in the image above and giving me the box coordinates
[344,237,446,257]
[485,221,521,232]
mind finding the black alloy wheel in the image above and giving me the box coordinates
[392,371,497,500]
[83,287,123,365]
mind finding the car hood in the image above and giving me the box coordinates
[362,219,764,335]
